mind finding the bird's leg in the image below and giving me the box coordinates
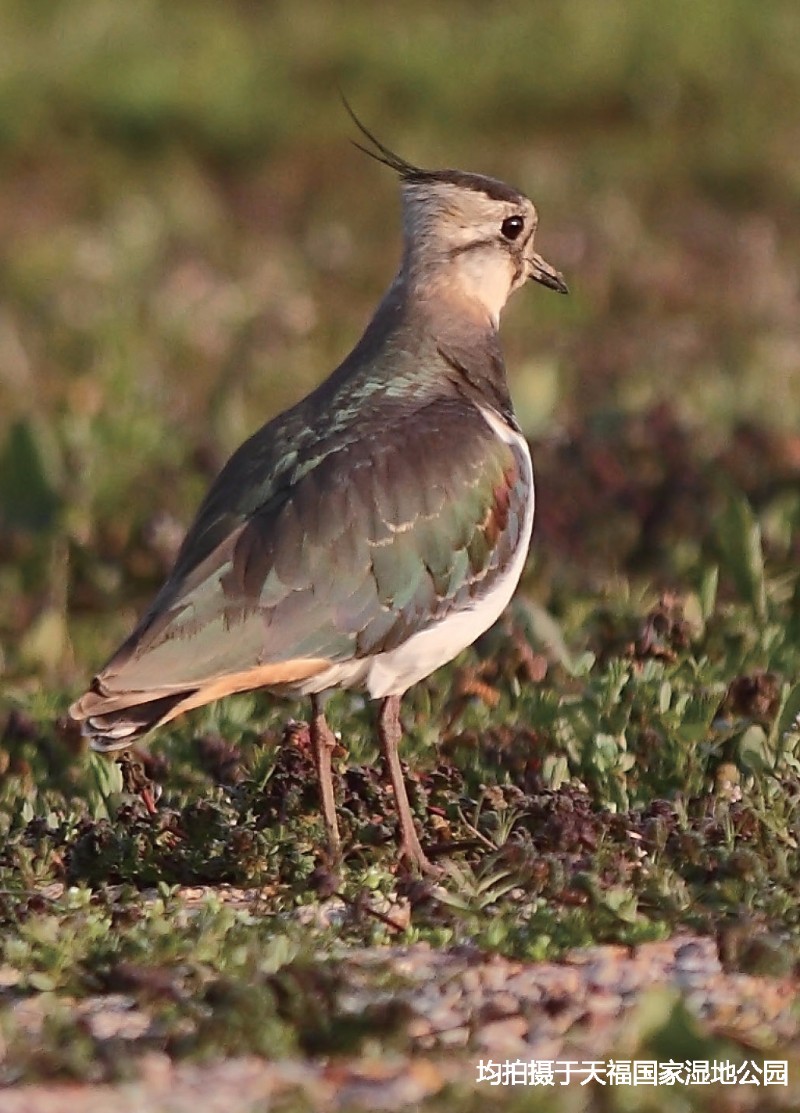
[310,695,341,863]
[377,695,438,876]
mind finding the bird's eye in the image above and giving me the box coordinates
[501,215,524,241]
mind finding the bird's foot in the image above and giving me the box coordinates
[397,835,443,878]
[309,854,343,897]
[116,749,162,815]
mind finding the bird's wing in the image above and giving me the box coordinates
[88,392,529,698]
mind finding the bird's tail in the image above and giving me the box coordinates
[69,685,198,752]
[70,658,332,750]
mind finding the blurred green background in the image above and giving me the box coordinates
[2,0,800,690]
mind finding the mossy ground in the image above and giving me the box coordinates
[2,3,800,1109]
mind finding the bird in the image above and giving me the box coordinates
[69,106,567,875]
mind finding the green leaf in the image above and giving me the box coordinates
[19,606,69,674]
[602,886,638,923]
[770,681,800,756]
[735,724,770,774]
[717,494,766,620]
[511,599,585,675]
[541,753,569,789]
[589,732,621,773]
[658,681,672,715]
[699,563,719,620]
[27,972,56,992]
[0,418,63,532]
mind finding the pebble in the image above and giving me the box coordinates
[435,1026,469,1049]
[475,991,520,1020]
[474,1015,529,1053]
[5,930,799,1111]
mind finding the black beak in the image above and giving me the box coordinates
[529,251,569,294]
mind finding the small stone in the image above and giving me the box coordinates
[674,937,717,970]
[407,1017,434,1039]
[474,1015,529,1053]
[458,968,482,994]
[426,1007,464,1035]
[476,992,521,1022]
[436,1025,469,1048]
[504,971,544,1002]
[0,966,21,988]
[581,991,624,1021]
[138,1051,174,1088]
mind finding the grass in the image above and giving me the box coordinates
[2,1,800,1107]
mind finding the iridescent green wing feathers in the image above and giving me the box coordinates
[97,394,528,692]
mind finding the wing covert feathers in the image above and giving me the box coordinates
[71,390,529,747]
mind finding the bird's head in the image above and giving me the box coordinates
[345,102,568,328]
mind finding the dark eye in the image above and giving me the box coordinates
[501,215,524,241]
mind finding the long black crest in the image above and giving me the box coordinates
[340,95,526,206]
[340,94,425,180]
